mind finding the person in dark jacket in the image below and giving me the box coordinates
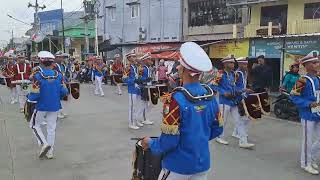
[251,55,272,92]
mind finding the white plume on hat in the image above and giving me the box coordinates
[179,42,212,75]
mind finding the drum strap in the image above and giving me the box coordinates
[173,84,216,103]
[38,70,59,80]
[17,64,27,80]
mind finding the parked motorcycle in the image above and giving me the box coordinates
[273,91,299,121]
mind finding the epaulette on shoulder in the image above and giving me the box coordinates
[160,92,174,104]
[291,77,307,96]
[297,77,307,84]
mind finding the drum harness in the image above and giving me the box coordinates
[173,84,216,103]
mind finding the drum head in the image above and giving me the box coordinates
[150,88,159,105]
[259,92,270,114]
[70,82,80,99]
[244,95,262,120]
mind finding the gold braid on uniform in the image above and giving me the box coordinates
[161,93,180,135]
[216,111,223,127]
[291,77,307,96]
[211,70,223,86]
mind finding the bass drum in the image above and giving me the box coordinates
[132,139,162,180]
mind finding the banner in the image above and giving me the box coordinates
[249,39,282,59]
[283,37,320,74]
[209,40,249,59]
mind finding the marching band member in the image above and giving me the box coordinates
[28,51,68,159]
[142,42,223,179]
[53,52,69,119]
[124,50,141,130]
[291,53,320,175]
[211,55,241,146]
[4,55,18,104]
[138,53,154,125]
[12,54,32,113]
[232,57,255,149]
[112,54,124,95]
[93,56,106,97]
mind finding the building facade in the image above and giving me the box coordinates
[98,0,183,60]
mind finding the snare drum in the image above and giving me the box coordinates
[132,139,162,180]
[112,74,123,84]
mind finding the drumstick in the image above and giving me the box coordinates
[130,137,158,141]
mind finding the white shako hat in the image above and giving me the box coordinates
[300,51,319,64]
[140,52,151,61]
[236,57,248,63]
[126,49,136,58]
[179,42,212,75]
[221,54,235,63]
[38,51,55,61]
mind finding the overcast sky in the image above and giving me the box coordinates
[0,0,83,48]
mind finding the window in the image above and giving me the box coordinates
[131,5,139,18]
[109,8,116,21]
[188,0,242,27]
[260,5,287,26]
[304,3,320,19]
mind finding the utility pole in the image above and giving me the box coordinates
[28,0,46,53]
[82,0,94,54]
[61,0,65,53]
[94,1,101,55]
[11,30,14,49]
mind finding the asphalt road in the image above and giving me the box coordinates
[0,84,318,180]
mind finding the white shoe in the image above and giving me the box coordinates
[136,121,144,127]
[20,108,24,113]
[100,94,105,97]
[232,132,240,139]
[303,165,319,175]
[118,92,122,95]
[129,125,140,130]
[10,100,15,104]
[39,144,51,159]
[312,163,319,170]
[216,138,229,145]
[58,113,65,119]
[239,142,255,149]
[46,152,54,159]
[142,120,154,125]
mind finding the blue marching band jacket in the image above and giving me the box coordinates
[291,74,320,121]
[124,64,140,94]
[52,63,69,83]
[148,82,223,175]
[140,65,152,84]
[210,70,244,106]
[27,66,69,112]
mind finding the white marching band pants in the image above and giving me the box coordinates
[116,84,122,94]
[128,93,139,126]
[158,169,208,180]
[219,104,249,143]
[10,87,17,102]
[94,76,104,96]
[301,119,320,168]
[141,99,150,122]
[16,85,28,109]
[30,111,58,154]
